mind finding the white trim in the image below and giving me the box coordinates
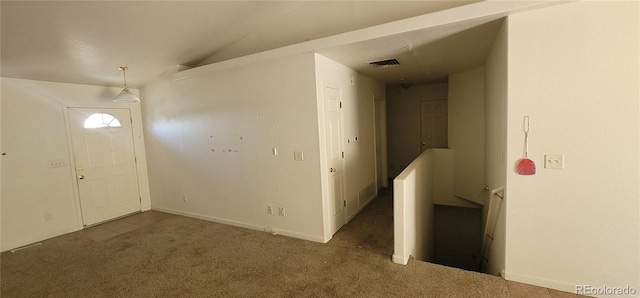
[152,207,325,243]
[504,271,578,294]
[62,106,85,233]
[0,226,82,253]
[315,56,332,242]
[392,253,409,265]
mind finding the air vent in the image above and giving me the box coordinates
[369,58,400,68]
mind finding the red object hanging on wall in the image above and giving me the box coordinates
[516,116,536,175]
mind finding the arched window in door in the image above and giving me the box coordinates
[83,113,122,129]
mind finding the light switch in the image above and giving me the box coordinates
[293,151,304,161]
[544,154,564,169]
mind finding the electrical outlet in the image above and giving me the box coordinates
[544,154,564,169]
[278,207,286,217]
[47,159,68,168]
[44,212,53,221]
[267,205,273,215]
[182,194,188,202]
[293,151,303,161]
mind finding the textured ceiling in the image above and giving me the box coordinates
[2,1,567,88]
[1,1,478,88]
[318,18,505,86]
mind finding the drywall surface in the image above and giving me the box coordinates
[431,148,479,208]
[506,2,639,293]
[1,78,149,251]
[448,67,486,203]
[431,149,454,205]
[484,19,508,277]
[143,53,326,242]
[386,83,448,178]
[393,148,435,264]
[314,54,384,238]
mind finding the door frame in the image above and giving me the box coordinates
[373,96,389,190]
[63,104,150,227]
[318,81,347,241]
[420,98,448,151]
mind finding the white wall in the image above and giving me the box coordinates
[144,53,382,243]
[448,67,486,203]
[1,78,150,251]
[431,149,479,208]
[143,53,327,242]
[484,19,508,276]
[386,83,448,178]
[506,2,639,294]
[314,54,385,234]
[393,148,436,264]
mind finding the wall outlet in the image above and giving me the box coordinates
[278,207,286,217]
[47,159,68,168]
[293,151,303,161]
[182,194,188,202]
[544,154,564,169]
[44,212,53,221]
[267,205,273,215]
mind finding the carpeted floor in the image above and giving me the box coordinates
[1,190,509,297]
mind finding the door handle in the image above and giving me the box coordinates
[422,142,426,146]
[78,175,85,180]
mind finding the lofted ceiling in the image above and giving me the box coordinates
[1,1,562,89]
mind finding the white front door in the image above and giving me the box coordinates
[324,84,345,235]
[68,108,141,226]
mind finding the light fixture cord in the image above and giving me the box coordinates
[120,66,129,90]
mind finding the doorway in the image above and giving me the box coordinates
[68,108,141,226]
[373,97,388,190]
[322,84,346,235]
[420,99,448,151]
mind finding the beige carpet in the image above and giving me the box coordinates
[1,191,508,297]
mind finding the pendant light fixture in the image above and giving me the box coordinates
[113,66,140,103]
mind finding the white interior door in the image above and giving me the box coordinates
[68,108,141,226]
[420,99,448,151]
[324,85,345,235]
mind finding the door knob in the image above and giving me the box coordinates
[422,142,426,146]
[78,175,85,180]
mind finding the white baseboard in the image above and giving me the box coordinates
[506,272,640,298]
[504,271,579,294]
[151,207,325,243]
[392,253,409,265]
[1,225,82,252]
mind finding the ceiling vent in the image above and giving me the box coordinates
[369,58,400,68]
